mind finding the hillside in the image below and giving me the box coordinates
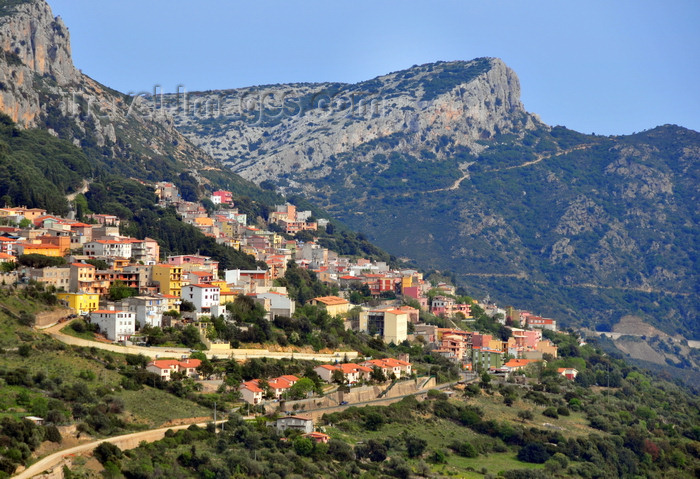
[60,330,700,479]
[0,0,399,269]
[0,0,285,202]
[170,60,699,341]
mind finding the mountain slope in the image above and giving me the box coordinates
[0,0,272,196]
[171,61,699,340]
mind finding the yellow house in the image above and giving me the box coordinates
[219,291,238,305]
[309,296,350,317]
[152,264,186,297]
[536,339,559,358]
[194,217,214,227]
[401,276,413,290]
[56,292,100,315]
[159,294,181,313]
[17,242,62,257]
[210,279,230,293]
[218,221,233,238]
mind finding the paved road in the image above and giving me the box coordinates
[39,321,357,361]
[13,420,226,479]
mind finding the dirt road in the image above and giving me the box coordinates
[13,420,225,479]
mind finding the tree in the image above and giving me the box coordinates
[289,378,315,400]
[517,410,533,422]
[366,439,387,462]
[364,412,384,431]
[45,425,62,443]
[517,443,550,463]
[370,366,387,383]
[479,371,491,389]
[93,442,123,465]
[107,280,137,301]
[17,310,35,327]
[294,437,314,457]
[405,436,427,458]
[331,369,346,386]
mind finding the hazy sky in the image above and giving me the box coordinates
[48,0,699,136]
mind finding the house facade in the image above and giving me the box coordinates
[89,310,135,342]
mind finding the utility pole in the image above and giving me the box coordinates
[214,401,217,432]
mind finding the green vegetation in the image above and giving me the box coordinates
[80,337,700,479]
[0,113,93,215]
[287,122,699,345]
[0,290,216,475]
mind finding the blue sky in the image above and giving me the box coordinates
[48,0,699,135]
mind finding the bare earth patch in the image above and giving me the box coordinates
[613,315,669,338]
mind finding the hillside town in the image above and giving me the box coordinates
[0,182,564,405]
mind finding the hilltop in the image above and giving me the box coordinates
[170,60,699,346]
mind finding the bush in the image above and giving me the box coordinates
[405,436,427,458]
[93,442,122,465]
[71,320,86,333]
[542,407,559,419]
[451,441,478,458]
[430,448,448,464]
[45,425,62,443]
[517,443,550,464]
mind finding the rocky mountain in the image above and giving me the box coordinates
[0,0,248,188]
[171,60,699,341]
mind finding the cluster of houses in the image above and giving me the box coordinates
[238,356,413,405]
[146,358,203,381]
[414,324,559,373]
[239,375,300,404]
[1,186,559,355]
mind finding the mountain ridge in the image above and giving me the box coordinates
[170,61,699,342]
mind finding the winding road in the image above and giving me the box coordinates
[39,320,358,362]
[13,420,225,479]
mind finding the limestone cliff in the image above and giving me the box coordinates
[0,0,217,179]
[170,58,540,187]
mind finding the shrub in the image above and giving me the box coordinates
[93,442,122,465]
[542,407,559,419]
[45,425,62,443]
[405,436,427,458]
[517,443,550,464]
[451,441,478,458]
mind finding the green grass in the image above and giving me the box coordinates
[439,452,544,478]
[469,392,597,438]
[59,323,98,341]
[117,388,212,426]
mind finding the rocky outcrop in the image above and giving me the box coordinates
[0,0,77,126]
[170,58,540,186]
[0,0,217,177]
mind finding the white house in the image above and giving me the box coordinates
[274,416,314,434]
[90,309,135,342]
[181,283,220,315]
[84,239,133,259]
[240,381,264,405]
[146,359,202,381]
[253,291,295,320]
[118,295,167,328]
